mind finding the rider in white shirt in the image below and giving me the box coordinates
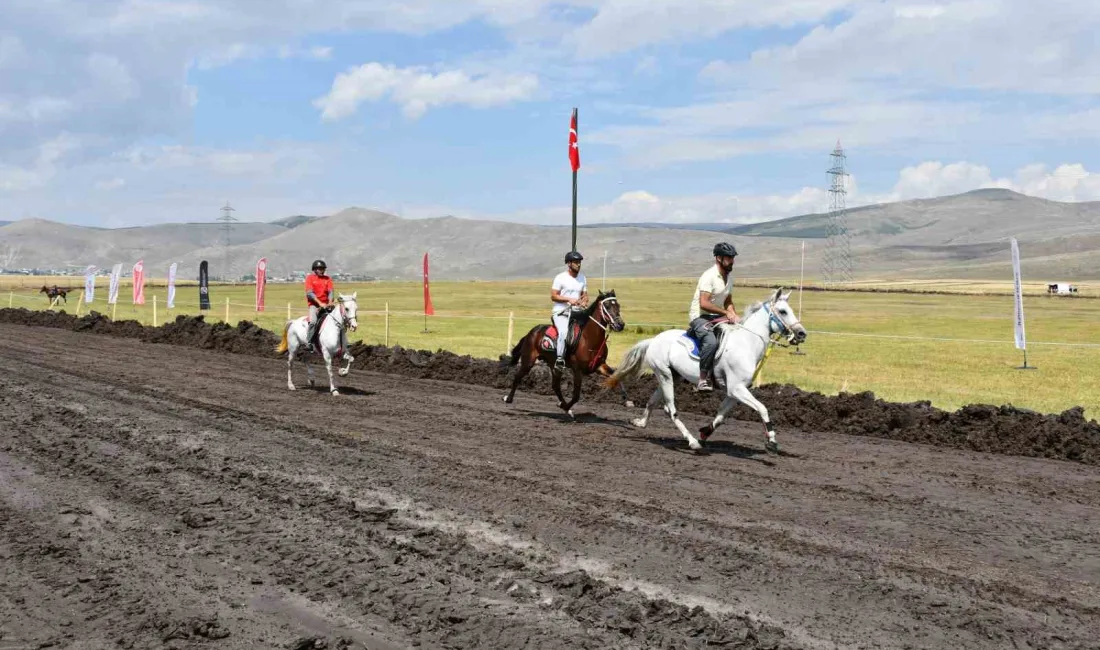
[688,242,741,391]
[550,251,588,370]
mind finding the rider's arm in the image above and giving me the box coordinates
[699,291,725,316]
[551,288,576,305]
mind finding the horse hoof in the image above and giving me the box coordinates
[688,440,702,451]
[503,395,513,404]
[331,390,340,396]
[624,400,635,408]
[765,441,780,454]
[287,385,296,391]
[338,368,349,377]
[631,418,646,428]
[699,424,714,439]
[308,379,315,388]
[567,409,576,420]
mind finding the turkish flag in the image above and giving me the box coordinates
[568,108,580,172]
[423,252,435,316]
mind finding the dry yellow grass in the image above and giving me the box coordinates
[5,276,1098,418]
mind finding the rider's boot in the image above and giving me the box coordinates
[696,371,713,392]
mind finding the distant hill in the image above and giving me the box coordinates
[3,189,1100,281]
[270,215,323,229]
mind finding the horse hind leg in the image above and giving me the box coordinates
[657,370,702,451]
[632,387,663,428]
[503,340,536,404]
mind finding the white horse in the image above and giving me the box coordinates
[606,288,806,453]
[275,293,359,395]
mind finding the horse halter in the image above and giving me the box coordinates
[588,296,621,332]
[763,303,800,339]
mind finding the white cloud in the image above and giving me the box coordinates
[0,135,81,192]
[120,143,315,177]
[314,62,539,121]
[95,177,126,191]
[567,0,860,58]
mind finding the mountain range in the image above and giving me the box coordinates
[1,189,1096,282]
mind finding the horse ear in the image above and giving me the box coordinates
[782,290,792,302]
[771,287,782,304]
[351,291,357,299]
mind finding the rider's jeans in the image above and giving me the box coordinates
[689,315,721,377]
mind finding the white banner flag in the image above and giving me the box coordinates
[167,262,178,309]
[84,265,96,303]
[1011,237,1026,350]
[108,263,122,305]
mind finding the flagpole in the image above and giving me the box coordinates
[792,240,807,356]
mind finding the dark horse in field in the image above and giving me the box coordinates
[503,290,633,418]
[40,285,68,303]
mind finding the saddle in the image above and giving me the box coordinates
[540,313,585,356]
[309,306,335,354]
[679,316,732,361]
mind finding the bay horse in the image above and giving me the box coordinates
[503,290,629,418]
[40,285,68,303]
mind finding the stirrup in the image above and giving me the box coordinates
[696,378,713,392]
[554,357,566,369]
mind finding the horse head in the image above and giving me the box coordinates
[39,285,48,293]
[590,289,625,332]
[765,287,806,345]
[336,292,359,332]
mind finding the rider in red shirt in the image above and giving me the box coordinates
[305,259,334,344]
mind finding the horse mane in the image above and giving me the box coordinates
[743,300,765,317]
[581,289,615,318]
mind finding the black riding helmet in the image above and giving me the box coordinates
[312,259,326,271]
[712,242,737,258]
[565,251,584,263]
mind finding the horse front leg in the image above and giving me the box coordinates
[551,364,568,412]
[728,384,778,453]
[338,329,353,377]
[698,395,737,446]
[323,349,339,395]
[561,367,583,420]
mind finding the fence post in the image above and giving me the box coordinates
[287,302,291,321]
[225,297,230,323]
[385,302,390,347]
[8,291,13,308]
[153,295,158,327]
[506,311,514,353]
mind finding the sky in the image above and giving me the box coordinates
[2,0,1100,228]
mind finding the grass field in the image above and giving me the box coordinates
[6,275,1100,418]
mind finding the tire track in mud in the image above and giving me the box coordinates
[2,326,1100,649]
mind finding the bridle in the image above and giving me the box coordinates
[586,296,622,333]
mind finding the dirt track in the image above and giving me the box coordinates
[2,323,1099,649]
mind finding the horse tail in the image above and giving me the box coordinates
[274,320,291,354]
[604,338,652,389]
[508,337,524,366]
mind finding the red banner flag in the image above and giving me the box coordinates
[423,252,435,316]
[132,259,145,305]
[255,257,267,312]
[568,108,580,172]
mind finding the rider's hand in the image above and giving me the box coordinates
[726,310,740,324]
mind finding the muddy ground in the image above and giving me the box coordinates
[3,308,1099,466]
[1,315,1099,649]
